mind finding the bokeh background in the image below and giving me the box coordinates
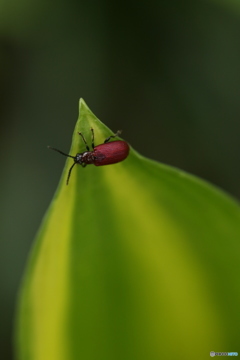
[1,0,240,359]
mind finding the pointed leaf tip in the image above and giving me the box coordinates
[79,97,86,107]
[78,98,97,122]
[79,98,90,112]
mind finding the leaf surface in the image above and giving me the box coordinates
[16,99,240,360]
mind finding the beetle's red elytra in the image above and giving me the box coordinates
[48,129,129,185]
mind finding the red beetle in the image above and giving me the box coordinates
[48,129,129,185]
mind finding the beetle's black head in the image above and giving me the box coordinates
[75,153,84,164]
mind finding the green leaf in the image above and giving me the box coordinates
[15,99,240,360]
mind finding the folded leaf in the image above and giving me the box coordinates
[15,99,240,360]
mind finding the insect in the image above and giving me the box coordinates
[48,128,129,185]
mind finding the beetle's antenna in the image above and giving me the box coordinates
[66,162,76,185]
[48,146,75,159]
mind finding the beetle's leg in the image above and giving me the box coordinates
[91,128,95,149]
[66,162,76,185]
[81,163,87,168]
[104,130,122,143]
[78,132,90,151]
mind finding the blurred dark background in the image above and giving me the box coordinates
[1,0,240,359]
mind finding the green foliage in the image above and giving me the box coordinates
[15,99,240,360]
